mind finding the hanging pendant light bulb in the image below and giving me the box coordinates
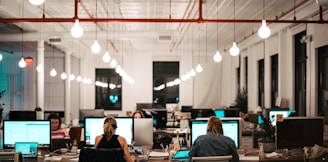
[36,64,43,72]
[229,42,240,56]
[28,0,45,5]
[258,20,271,39]
[18,57,26,68]
[76,76,82,82]
[50,68,57,76]
[110,59,118,68]
[190,69,196,77]
[213,50,222,62]
[0,53,3,61]
[60,72,67,80]
[102,51,111,63]
[91,40,101,54]
[230,0,240,57]
[69,74,75,81]
[196,64,203,73]
[71,19,83,38]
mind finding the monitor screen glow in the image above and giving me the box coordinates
[269,109,296,126]
[3,120,51,149]
[84,117,134,146]
[214,109,225,118]
[191,118,240,148]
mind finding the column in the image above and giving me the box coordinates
[36,40,45,119]
[65,51,72,126]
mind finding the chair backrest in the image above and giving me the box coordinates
[78,148,126,162]
[191,155,232,162]
[0,152,22,162]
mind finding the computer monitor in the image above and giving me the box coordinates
[136,103,153,110]
[190,109,215,119]
[181,105,193,112]
[276,117,324,149]
[84,117,134,147]
[142,109,168,129]
[191,118,241,148]
[3,120,51,149]
[79,109,104,122]
[268,109,296,126]
[9,111,36,121]
[214,109,225,118]
[133,118,153,146]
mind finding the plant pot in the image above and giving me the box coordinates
[259,142,276,153]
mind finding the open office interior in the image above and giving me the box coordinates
[1,0,328,143]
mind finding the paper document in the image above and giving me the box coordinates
[149,151,169,157]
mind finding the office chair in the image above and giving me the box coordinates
[0,152,22,162]
[191,155,232,162]
[78,148,126,162]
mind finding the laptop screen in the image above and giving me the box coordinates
[172,149,190,160]
[15,142,38,158]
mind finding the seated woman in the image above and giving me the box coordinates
[94,116,135,162]
[189,116,239,162]
[131,110,145,118]
[48,113,69,139]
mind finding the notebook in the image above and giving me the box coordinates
[172,149,190,161]
[14,142,38,158]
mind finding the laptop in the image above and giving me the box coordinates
[51,138,71,152]
[172,149,190,161]
[14,142,38,158]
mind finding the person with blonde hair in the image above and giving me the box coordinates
[94,116,135,162]
[189,116,239,162]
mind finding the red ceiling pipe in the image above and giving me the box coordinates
[0,18,326,24]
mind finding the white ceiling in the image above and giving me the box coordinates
[0,0,327,59]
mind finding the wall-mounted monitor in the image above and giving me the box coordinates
[191,118,241,149]
[84,117,134,147]
[3,120,51,149]
[276,117,324,149]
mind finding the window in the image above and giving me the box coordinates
[95,69,122,110]
[294,31,307,116]
[258,59,264,108]
[153,62,179,108]
[271,54,278,108]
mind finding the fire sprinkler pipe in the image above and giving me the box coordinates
[0,0,326,24]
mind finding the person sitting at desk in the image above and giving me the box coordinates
[94,116,136,162]
[131,110,145,118]
[48,113,69,139]
[189,116,239,162]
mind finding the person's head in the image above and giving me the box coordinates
[48,113,61,131]
[131,110,145,118]
[207,116,223,139]
[103,116,117,141]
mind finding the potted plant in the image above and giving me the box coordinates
[257,114,275,153]
[235,88,248,113]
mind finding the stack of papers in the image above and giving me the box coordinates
[149,151,169,157]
